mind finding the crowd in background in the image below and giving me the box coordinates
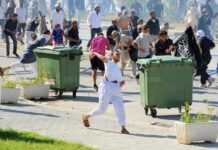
[0,0,217,88]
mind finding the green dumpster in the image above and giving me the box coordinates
[34,46,83,98]
[137,56,193,117]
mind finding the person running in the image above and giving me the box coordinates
[82,49,130,134]
[0,30,51,76]
[89,32,110,91]
[4,13,19,58]
[196,30,215,88]
[155,30,173,56]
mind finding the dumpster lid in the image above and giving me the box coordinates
[34,46,83,55]
[137,56,192,65]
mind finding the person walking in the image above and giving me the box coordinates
[25,17,40,47]
[129,9,139,39]
[89,32,109,91]
[133,25,153,78]
[4,13,19,58]
[146,11,160,43]
[82,49,130,134]
[196,30,215,88]
[51,2,65,30]
[64,19,81,47]
[87,4,102,47]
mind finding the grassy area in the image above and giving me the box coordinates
[0,129,96,150]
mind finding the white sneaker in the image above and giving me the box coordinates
[208,78,215,87]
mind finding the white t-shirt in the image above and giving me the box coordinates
[87,11,101,29]
[135,33,153,58]
[16,7,27,23]
[105,61,122,82]
[51,10,65,29]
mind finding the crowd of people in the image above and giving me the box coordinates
[0,0,217,134]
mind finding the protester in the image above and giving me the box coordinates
[196,30,215,88]
[112,31,133,76]
[52,24,64,45]
[89,32,109,91]
[87,4,102,47]
[4,13,19,58]
[106,19,119,50]
[160,22,170,33]
[64,20,81,47]
[130,0,143,17]
[146,11,160,43]
[82,50,130,134]
[51,2,65,30]
[0,30,51,76]
[117,9,130,35]
[15,2,27,44]
[129,9,139,39]
[155,30,173,56]
[198,8,212,40]
[25,17,40,46]
[5,0,16,19]
[133,24,153,59]
[0,0,7,39]
[184,5,199,31]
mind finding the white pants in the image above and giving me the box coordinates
[89,80,126,126]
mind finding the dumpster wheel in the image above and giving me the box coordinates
[73,89,77,98]
[58,90,64,98]
[144,107,149,115]
[150,108,157,118]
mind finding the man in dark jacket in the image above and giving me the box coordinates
[4,13,19,58]
[146,11,160,42]
[196,30,215,88]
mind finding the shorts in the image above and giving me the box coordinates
[90,56,105,71]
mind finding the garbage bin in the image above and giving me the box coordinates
[137,56,193,117]
[34,46,83,98]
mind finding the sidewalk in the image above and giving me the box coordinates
[0,22,217,150]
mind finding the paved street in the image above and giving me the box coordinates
[0,21,217,150]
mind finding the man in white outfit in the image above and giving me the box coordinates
[82,50,129,134]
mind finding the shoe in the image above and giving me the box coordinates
[208,78,215,87]
[136,74,140,80]
[93,84,98,92]
[82,115,90,128]
[121,128,130,134]
[200,84,207,88]
[13,53,20,58]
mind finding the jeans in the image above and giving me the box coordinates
[5,32,17,56]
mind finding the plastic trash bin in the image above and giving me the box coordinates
[137,56,193,117]
[34,46,83,98]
